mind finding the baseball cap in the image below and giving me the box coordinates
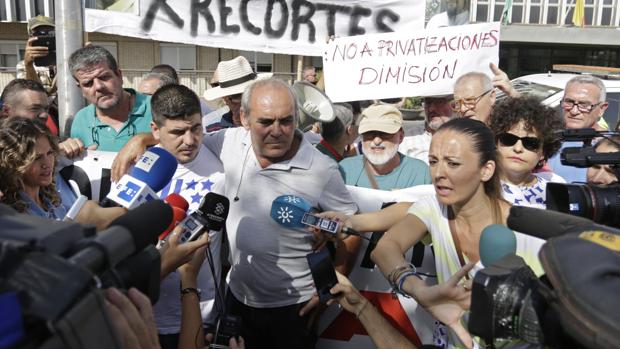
[358,104,403,134]
[28,15,54,33]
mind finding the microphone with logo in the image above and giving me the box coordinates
[176,192,230,244]
[103,147,178,209]
[269,194,366,239]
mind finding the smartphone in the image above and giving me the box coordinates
[209,314,242,349]
[306,248,338,303]
[301,213,340,235]
[32,34,56,67]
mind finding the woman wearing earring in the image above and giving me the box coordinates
[0,117,76,219]
[489,97,565,208]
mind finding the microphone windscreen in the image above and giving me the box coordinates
[507,206,594,240]
[109,200,173,250]
[165,193,189,212]
[196,192,230,231]
[159,207,187,240]
[479,224,517,267]
[130,147,178,192]
[270,195,312,228]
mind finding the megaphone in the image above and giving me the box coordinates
[292,81,335,132]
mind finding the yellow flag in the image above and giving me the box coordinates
[572,0,585,27]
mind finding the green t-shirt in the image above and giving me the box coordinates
[338,153,431,190]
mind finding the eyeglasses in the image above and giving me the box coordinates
[561,98,602,113]
[497,132,541,152]
[450,89,493,112]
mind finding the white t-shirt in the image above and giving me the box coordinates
[501,172,565,209]
[399,131,432,164]
[203,127,358,307]
[154,145,226,333]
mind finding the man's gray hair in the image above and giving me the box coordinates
[566,75,607,103]
[68,46,118,77]
[454,71,493,92]
[241,78,298,120]
[141,72,176,88]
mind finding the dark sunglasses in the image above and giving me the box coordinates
[497,132,541,152]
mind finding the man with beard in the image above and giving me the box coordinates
[339,104,431,189]
[69,46,153,152]
[399,95,455,164]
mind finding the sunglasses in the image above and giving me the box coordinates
[497,132,541,152]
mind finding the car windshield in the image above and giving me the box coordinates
[496,80,562,101]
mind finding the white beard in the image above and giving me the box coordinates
[363,143,399,166]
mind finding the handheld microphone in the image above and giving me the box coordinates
[176,192,230,244]
[269,195,364,238]
[104,148,178,209]
[164,193,189,212]
[159,194,190,241]
[479,224,517,267]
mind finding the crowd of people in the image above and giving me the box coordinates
[1,13,619,349]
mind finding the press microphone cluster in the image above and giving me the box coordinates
[103,147,177,209]
[176,192,230,244]
[159,193,189,241]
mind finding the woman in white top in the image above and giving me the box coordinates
[489,97,565,208]
[325,118,545,348]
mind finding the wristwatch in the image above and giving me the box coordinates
[180,287,201,298]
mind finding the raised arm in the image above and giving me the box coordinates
[110,133,157,182]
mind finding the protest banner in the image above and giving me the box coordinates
[84,0,424,56]
[323,22,500,102]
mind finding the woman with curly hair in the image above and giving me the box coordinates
[0,117,76,218]
[489,97,565,208]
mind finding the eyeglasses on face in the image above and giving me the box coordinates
[561,98,602,113]
[497,132,541,152]
[450,89,493,112]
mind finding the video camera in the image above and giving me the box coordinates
[549,128,620,228]
[467,207,620,349]
[0,200,171,349]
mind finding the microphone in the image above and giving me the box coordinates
[479,224,517,267]
[507,206,597,240]
[270,195,363,238]
[70,200,172,273]
[176,192,230,244]
[159,194,190,241]
[104,147,178,209]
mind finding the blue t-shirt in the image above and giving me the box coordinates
[20,173,77,220]
[548,141,588,183]
[70,89,153,152]
[338,153,431,190]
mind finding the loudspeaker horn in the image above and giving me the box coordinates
[292,81,335,132]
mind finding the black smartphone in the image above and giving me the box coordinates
[32,34,56,67]
[209,314,242,348]
[306,248,338,303]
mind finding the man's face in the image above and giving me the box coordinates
[587,142,618,185]
[151,113,203,164]
[361,129,403,166]
[223,93,242,126]
[424,97,453,132]
[303,69,318,85]
[562,82,608,129]
[3,90,49,121]
[138,77,161,96]
[74,61,124,112]
[29,25,53,37]
[453,78,495,124]
[243,85,297,167]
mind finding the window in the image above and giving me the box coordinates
[239,51,273,73]
[0,41,25,69]
[0,0,54,21]
[160,44,196,70]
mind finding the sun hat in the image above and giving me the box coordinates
[358,104,403,134]
[203,56,272,100]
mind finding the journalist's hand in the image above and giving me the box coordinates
[105,287,161,349]
[159,226,210,279]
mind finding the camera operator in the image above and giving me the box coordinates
[17,15,56,95]
[586,136,620,185]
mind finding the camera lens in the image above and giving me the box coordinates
[546,183,620,228]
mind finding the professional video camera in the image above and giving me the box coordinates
[467,206,620,349]
[0,201,172,349]
[548,128,620,228]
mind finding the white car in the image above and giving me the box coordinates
[497,72,620,129]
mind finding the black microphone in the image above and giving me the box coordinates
[507,206,620,240]
[176,192,230,244]
[70,200,172,273]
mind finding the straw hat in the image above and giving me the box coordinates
[203,56,272,100]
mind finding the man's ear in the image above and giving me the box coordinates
[240,110,250,129]
[150,121,160,141]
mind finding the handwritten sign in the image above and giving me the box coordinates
[323,22,500,102]
[84,0,424,56]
